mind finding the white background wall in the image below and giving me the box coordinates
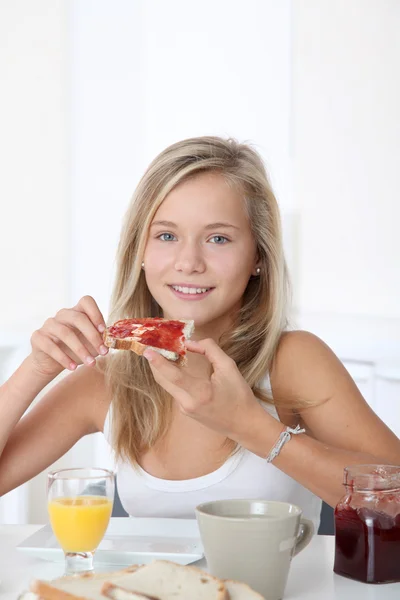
[1,0,399,524]
[293,0,400,319]
[0,0,69,336]
[69,0,293,314]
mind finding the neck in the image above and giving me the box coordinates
[191,312,237,345]
[184,317,236,376]
[183,350,212,377]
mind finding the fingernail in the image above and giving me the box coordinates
[99,345,109,355]
[85,356,95,365]
[69,362,77,371]
[143,350,153,361]
[98,324,105,333]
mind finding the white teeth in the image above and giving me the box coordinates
[172,285,210,294]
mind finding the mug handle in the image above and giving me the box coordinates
[292,517,314,557]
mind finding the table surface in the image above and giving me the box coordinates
[0,525,399,599]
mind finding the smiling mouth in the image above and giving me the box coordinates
[169,285,214,295]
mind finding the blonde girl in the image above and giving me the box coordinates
[0,137,398,530]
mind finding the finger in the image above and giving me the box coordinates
[81,337,102,358]
[69,331,102,359]
[55,342,81,366]
[145,351,212,415]
[56,309,108,356]
[187,338,233,371]
[147,363,180,398]
[146,361,196,413]
[43,319,97,366]
[54,339,94,366]
[184,340,206,355]
[75,295,107,333]
[52,333,101,363]
[31,330,78,371]
[143,349,188,390]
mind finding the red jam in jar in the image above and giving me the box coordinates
[334,465,400,583]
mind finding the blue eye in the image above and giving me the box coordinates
[209,235,228,244]
[158,233,176,242]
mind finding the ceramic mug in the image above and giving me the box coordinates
[195,499,314,600]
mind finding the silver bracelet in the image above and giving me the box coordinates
[265,424,305,463]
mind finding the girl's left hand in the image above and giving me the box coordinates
[143,338,260,440]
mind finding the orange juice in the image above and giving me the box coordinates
[48,496,113,552]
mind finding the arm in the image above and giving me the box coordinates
[144,333,400,508]
[0,359,110,495]
[238,331,400,507]
[0,295,110,496]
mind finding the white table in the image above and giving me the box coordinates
[0,525,399,599]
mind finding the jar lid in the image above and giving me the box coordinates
[344,464,400,491]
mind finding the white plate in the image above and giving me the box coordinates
[17,517,204,566]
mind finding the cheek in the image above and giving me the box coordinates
[213,252,252,281]
[144,242,171,270]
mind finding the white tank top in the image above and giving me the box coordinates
[103,375,322,532]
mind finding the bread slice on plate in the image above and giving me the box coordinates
[26,564,140,600]
[224,580,265,600]
[103,580,264,600]
[103,318,194,366]
[27,560,230,600]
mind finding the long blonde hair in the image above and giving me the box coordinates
[102,136,290,465]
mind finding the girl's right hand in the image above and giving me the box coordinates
[29,296,109,378]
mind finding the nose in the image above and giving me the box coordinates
[174,240,206,274]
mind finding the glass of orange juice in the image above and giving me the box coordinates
[47,467,115,574]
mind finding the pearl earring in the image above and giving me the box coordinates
[256,267,261,275]
[141,262,145,269]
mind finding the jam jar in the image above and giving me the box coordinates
[334,464,400,583]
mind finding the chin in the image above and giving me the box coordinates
[159,305,212,326]
[154,292,236,329]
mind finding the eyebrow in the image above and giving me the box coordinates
[150,220,240,230]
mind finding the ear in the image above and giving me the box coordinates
[252,247,261,276]
[252,248,262,276]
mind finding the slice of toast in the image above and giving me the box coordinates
[101,583,159,600]
[29,565,141,600]
[103,318,194,366]
[28,560,228,600]
[224,580,265,600]
[101,580,265,600]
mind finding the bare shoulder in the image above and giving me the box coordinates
[274,329,337,360]
[270,330,345,403]
[270,330,400,461]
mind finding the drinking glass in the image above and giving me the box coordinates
[47,467,115,574]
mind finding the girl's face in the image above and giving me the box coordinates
[143,172,259,337]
